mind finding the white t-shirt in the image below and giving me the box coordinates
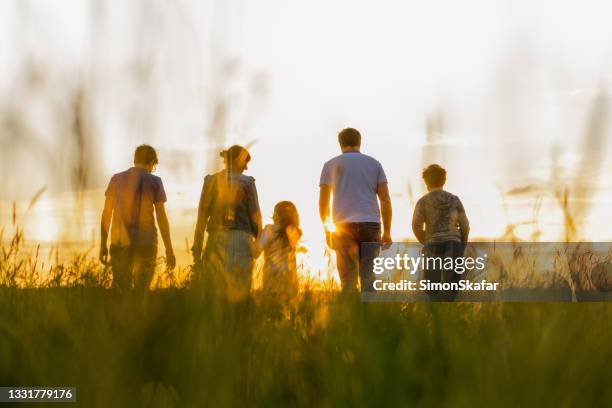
[319,152,388,224]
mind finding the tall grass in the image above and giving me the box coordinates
[1,225,611,406]
[1,287,610,407]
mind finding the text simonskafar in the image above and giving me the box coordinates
[371,252,499,292]
[373,279,499,291]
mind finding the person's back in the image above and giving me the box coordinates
[321,152,385,224]
[413,189,466,244]
[204,170,260,236]
[107,167,165,247]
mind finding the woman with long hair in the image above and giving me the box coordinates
[192,145,262,300]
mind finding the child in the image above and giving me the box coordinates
[100,145,176,291]
[260,201,302,303]
[412,164,470,301]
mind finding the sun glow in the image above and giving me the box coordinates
[31,198,59,243]
[323,217,336,233]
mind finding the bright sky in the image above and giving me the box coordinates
[1,0,612,272]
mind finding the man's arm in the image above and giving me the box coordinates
[319,185,333,247]
[412,200,426,244]
[99,196,113,264]
[155,202,176,269]
[319,185,331,223]
[377,182,392,244]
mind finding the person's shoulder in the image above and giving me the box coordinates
[109,168,131,183]
[232,173,256,188]
[323,154,343,167]
[360,153,379,162]
[415,193,429,206]
[238,173,256,183]
[363,153,385,167]
[206,170,224,179]
[431,189,463,206]
[446,191,464,205]
[149,173,163,183]
[143,172,164,187]
[439,189,460,200]
[113,168,131,178]
[417,190,439,205]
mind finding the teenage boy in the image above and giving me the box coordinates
[412,164,469,301]
[100,145,176,290]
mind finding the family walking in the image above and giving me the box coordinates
[99,128,470,301]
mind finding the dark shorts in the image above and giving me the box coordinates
[110,245,157,291]
[333,223,381,292]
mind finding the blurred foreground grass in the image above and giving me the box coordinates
[1,228,611,407]
[1,287,611,407]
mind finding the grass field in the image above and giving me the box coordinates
[1,264,612,408]
[1,227,612,407]
[1,288,611,407]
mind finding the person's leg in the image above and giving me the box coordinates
[423,242,444,301]
[333,225,359,292]
[357,223,381,293]
[110,245,133,291]
[133,245,157,291]
[225,230,254,302]
[440,241,466,301]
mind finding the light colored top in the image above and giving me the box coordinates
[319,152,387,223]
[259,224,299,296]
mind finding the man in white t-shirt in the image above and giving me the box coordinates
[319,128,393,292]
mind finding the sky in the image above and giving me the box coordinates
[1,0,612,273]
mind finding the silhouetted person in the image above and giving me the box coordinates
[192,145,262,300]
[319,128,392,292]
[100,145,176,291]
[412,164,469,301]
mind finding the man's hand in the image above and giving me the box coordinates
[100,196,113,266]
[99,245,109,265]
[381,231,392,250]
[377,182,393,249]
[166,249,176,269]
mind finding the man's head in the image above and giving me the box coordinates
[422,164,447,190]
[134,145,159,173]
[338,128,361,152]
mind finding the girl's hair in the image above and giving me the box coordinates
[273,201,302,245]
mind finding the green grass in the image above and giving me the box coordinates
[1,228,611,407]
[1,287,611,407]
